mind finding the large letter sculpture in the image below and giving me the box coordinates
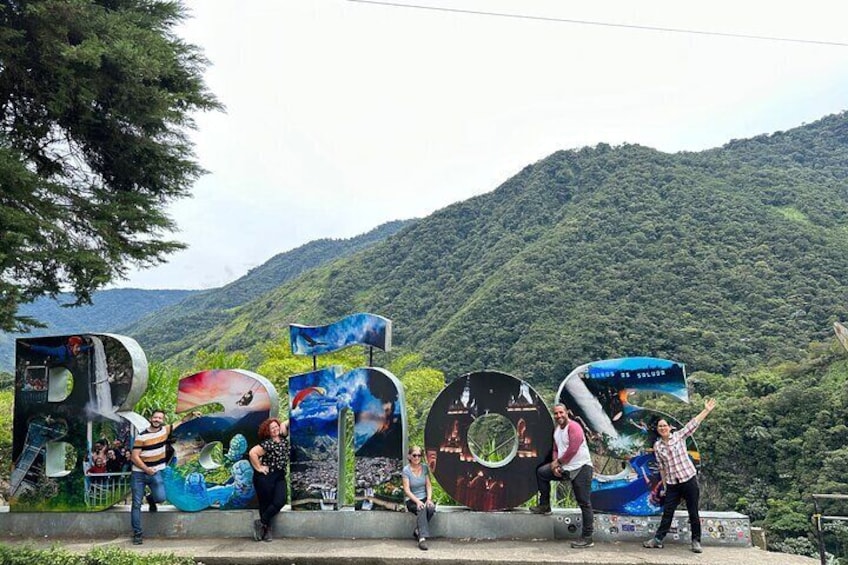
[424,371,553,511]
[163,369,279,511]
[556,357,696,515]
[288,313,406,510]
[11,334,148,511]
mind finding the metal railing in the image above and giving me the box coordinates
[85,472,132,508]
[812,493,848,565]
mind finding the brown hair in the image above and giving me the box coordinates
[257,418,284,440]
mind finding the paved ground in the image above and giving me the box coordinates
[1,536,821,565]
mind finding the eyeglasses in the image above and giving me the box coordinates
[411,453,422,458]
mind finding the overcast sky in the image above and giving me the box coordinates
[118,0,848,290]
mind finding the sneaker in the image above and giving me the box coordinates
[418,539,428,551]
[262,525,273,542]
[132,533,143,545]
[529,504,552,515]
[253,519,264,542]
[691,540,703,553]
[571,537,594,548]
[643,538,664,549]
[146,494,158,512]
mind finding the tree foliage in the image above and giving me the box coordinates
[0,0,220,332]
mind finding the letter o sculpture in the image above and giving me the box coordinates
[424,371,553,511]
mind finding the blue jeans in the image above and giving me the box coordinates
[405,499,435,539]
[131,471,165,536]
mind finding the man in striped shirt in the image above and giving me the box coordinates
[130,409,195,545]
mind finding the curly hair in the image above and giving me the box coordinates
[257,418,284,440]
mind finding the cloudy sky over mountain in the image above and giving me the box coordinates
[119,0,848,289]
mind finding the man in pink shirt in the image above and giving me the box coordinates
[530,403,595,548]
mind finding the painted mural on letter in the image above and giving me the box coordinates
[288,313,405,511]
[163,369,279,511]
[11,334,147,511]
[556,357,697,515]
[424,371,553,511]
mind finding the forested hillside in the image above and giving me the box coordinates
[0,289,197,371]
[122,220,415,359]
[155,112,848,391]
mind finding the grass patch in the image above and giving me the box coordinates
[0,543,196,565]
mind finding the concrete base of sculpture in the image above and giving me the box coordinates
[0,506,750,547]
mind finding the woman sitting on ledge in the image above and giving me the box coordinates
[402,445,435,551]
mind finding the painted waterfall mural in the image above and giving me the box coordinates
[11,334,147,511]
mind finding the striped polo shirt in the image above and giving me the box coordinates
[131,425,172,473]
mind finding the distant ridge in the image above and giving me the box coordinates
[121,219,416,359]
[0,288,198,371]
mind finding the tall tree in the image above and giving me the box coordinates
[0,0,221,331]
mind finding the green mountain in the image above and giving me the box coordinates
[121,219,416,358]
[155,113,848,390]
[0,288,198,371]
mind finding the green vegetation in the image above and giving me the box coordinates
[0,543,195,565]
[0,0,221,333]
[129,112,848,394]
[467,413,516,464]
[0,387,12,483]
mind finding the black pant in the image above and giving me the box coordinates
[536,463,594,538]
[654,476,701,542]
[253,469,287,527]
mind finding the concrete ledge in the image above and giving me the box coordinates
[0,507,750,548]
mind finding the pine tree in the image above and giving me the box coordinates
[0,0,221,331]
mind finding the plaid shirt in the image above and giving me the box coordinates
[653,418,700,484]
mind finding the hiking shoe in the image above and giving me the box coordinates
[571,537,594,548]
[643,538,663,549]
[529,504,551,515]
[262,525,273,542]
[132,533,143,545]
[418,539,428,551]
[146,494,158,512]
[253,519,264,542]
[691,540,703,553]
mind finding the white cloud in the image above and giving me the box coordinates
[119,0,848,289]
